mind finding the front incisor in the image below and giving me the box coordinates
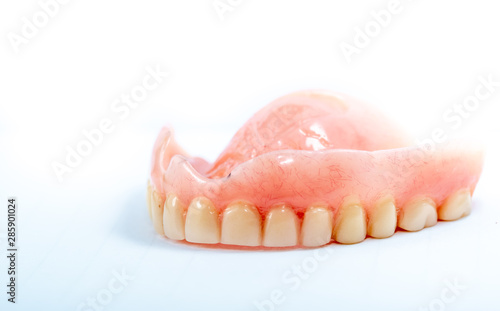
[301,205,333,247]
[151,189,165,235]
[438,189,472,221]
[333,199,366,244]
[185,197,220,244]
[263,205,299,247]
[367,196,397,238]
[221,201,262,246]
[163,194,186,240]
[398,197,437,231]
[146,180,152,220]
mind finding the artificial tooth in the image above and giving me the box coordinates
[185,197,220,244]
[163,194,186,240]
[263,205,299,247]
[300,205,333,247]
[367,196,397,238]
[398,197,437,231]
[151,189,165,235]
[438,189,472,221]
[221,201,262,246]
[333,198,366,244]
[146,180,152,220]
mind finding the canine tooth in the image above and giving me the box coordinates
[301,205,333,247]
[263,205,299,247]
[367,196,397,238]
[438,189,472,221]
[185,197,220,244]
[163,194,186,240]
[398,197,437,231]
[333,198,366,244]
[146,180,152,220]
[151,189,165,235]
[221,202,262,246]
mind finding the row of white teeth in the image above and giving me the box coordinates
[146,181,472,247]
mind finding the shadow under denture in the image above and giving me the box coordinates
[147,181,473,249]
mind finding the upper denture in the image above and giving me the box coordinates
[148,90,484,248]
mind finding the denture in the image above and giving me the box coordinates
[146,91,484,248]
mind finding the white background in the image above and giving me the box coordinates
[1,0,499,310]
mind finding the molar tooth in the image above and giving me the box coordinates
[185,197,220,244]
[221,201,262,246]
[398,197,437,231]
[151,189,165,235]
[332,198,367,244]
[300,205,333,247]
[163,194,186,240]
[438,189,472,221]
[263,205,299,247]
[146,180,152,220]
[367,196,397,238]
